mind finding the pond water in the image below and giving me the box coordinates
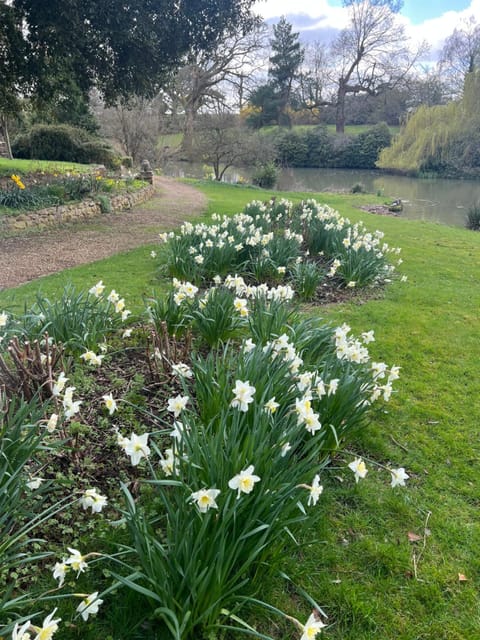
[162,161,480,228]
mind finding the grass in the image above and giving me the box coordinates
[0,158,93,176]
[1,180,479,638]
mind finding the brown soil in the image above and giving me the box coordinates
[0,176,207,290]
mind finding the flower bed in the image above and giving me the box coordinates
[0,200,408,640]
[0,172,154,231]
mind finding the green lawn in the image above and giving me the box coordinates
[0,157,93,177]
[1,180,479,639]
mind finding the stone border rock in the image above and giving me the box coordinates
[0,184,156,232]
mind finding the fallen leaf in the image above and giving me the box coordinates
[407,531,422,543]
[458,573,468,582]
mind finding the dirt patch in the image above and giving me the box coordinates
[0,177,207,290]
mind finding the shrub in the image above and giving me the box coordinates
[274,130,309,167]
[251,162,278,188]
[11,124,120,168]
[466,203,480,230]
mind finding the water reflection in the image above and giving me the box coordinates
[162,161,480,228]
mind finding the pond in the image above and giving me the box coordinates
[162,161,480,228]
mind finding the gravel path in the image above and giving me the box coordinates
[0,177,207,290]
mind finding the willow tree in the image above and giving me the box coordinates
[378,71,480,176]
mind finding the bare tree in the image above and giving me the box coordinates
[327,0,427,133]
[297,41,331,121]
[95,94,170,164]
[164,23,268,156]
[193,112,274,181]
[440,16,480,96]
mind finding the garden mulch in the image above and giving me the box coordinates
[0,176,207,290]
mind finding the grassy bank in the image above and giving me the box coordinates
[1,181,479,639]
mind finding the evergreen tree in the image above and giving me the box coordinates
[268,17,304,127]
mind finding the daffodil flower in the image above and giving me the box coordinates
[66,548,88,575]
[52,560,69,587]
[228,465,261,498]
[102,393,117,415]
[88,281,105,297]
[390,467,409,488]
[264,397,279,414]
[80,488,108,513]
[52,372,68,396]
[76,592,103,621]
[307,474,323,506]
[120,432,151,466]
[31,608,61,639]
[0,311,8,327]
[11,619,31,640]
[300,611,326,639]
[46,413,58,433]
[348,457,368,483]
[231,380,255,412]
[167,394,189,417]
[190,488,221,513]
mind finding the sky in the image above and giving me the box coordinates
[252,0,480,57]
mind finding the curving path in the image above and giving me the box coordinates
[0,177,207,289]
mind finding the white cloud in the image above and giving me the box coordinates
[253,0,348,29]
[254,0,480,56]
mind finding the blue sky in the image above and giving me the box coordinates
[253,0,479,53]
[324,0,473,23]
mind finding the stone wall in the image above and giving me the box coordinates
[0,184,156,232]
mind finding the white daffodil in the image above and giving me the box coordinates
[80,351,104,366]
[107,289,120,304]
[190,488,221,513]
[115,298,126,313]
[160,448,175,476]
[231,380,255,412]
[121,309,131,321]
[150,250,157,258]
[390,467,409,488]
[300,612,326,639]
[307,474,323,506]
[122,328,133,338]
[171,363,193,379]
[228,465,261,498]
[264,397,279,414]
[11,619,31,640]
[76,592,103,621]
[348,457,368,483]
[52,372,68,396]
[66,548,88,575]
[26,477,44,490]
[121,432,151,466]
[281,441,292,457]
[327,379,339,396]
[167,394,189,417]
[62,387,82,420]
[31,609,61,640]
[233,297,249,317]
[242,338,256,353]
[102,393,117,415]
[80,488,108,513]
[46,413,58,433]
[52,560,69,587]
[88,281,105,298]
[0,311,8,327]
[361,330,375,344]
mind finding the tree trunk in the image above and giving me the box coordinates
[0,115,13,159]
[335,82,347,134]
[181,104,196,159]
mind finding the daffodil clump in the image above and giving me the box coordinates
[160,198,403,292]
[0,262,409,640]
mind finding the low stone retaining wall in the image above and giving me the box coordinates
[0,184,156,232]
